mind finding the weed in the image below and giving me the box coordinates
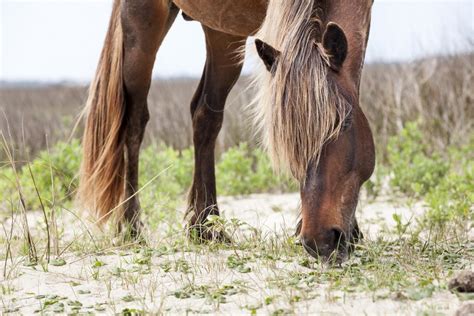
[226,254,252,273]
[387,121,449,197]
[50,258,66,266]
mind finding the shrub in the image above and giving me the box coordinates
[216,143,296,196]
[138,145,194,219]
[217,143,257,196]
[386,122,473,235]
[0,140,81,210]
[387,121,449,197]
[422,141,474,230]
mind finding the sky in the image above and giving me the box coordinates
[0,0,473,82]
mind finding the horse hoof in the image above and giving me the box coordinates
[116,219,147,245]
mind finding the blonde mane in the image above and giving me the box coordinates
[253,0,350,180]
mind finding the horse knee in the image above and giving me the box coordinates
[192,104,224,144]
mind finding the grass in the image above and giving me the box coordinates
[0,53,473,314]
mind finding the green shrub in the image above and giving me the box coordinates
[217,143,256,196]
[138,145,194,220]
[0,167,16,203]
[0,140,81,210]
[217,143,296,196]
[422,142,474,230]
[387,121,449,197]
[386,122,473,234]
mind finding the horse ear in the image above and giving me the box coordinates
[255,39,281,73]
[322,22,348,72]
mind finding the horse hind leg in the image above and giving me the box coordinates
[121,1,178,237]
[187,26,246,241]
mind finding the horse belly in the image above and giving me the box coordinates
[173,0,267,36]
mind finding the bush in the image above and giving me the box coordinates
[217,143,256,195]
[422,142,474,230]
[217,143,296,195]
[138,145,194,218]
[386,122,473,234]
[0,140,81,210]
[387,121,449,197]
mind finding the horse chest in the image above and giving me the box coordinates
[172,0,268,36]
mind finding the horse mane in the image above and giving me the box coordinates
[252,0,350,181]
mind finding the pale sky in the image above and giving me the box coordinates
[1,0,473,82]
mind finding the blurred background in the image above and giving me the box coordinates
[0,0,473,160]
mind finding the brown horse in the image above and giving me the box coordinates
[78,0,375,262]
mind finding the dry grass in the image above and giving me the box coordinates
[361,53,474,160]
[0,53,472,162]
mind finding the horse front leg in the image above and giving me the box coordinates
[186,26,246,241]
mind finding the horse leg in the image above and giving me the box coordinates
[186,26,246,240]
[121,1,178,236]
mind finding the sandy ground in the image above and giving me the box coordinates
[1,193,472,315]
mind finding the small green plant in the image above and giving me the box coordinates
[217,143,297,195]
[173,283,244,304]
[226,254,252,273]
[0,139,81,210]
[387,121,449,197]
[421,141,474,232]
[50,258,66,267]
[386,121,473,237]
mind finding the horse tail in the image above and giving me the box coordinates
[78,0,126,223]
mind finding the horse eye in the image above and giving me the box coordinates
[342,112,353,131]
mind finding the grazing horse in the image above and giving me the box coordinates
[78,0,375,262]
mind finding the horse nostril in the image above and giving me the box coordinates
[328,227,346,252]
[301,228,348,261]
